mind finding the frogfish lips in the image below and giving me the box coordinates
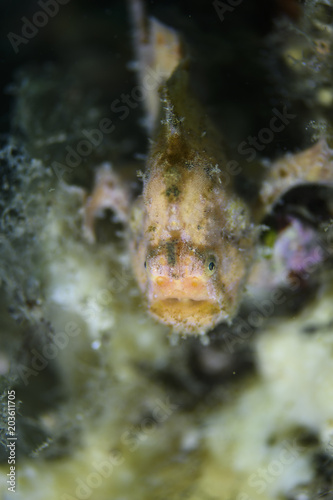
[147,276,223,334]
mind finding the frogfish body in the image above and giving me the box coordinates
[129,61,256,334]
[84,0,333,336]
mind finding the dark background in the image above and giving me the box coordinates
[0,0,304,149]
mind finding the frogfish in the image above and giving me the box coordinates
[84,0,333,336]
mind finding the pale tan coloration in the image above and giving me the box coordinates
[83,163,130,243]
[83,3,333,336]
[128,0,183,133]
[128,56,256,334]
[258,138,333,217]
[124,2,255,334]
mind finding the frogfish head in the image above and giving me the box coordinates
[139,240,236,335]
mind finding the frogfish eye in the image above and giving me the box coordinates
[144,261,147,269]
[206,256,217,275]
[208,261,215,271]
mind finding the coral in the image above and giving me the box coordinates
[1,2,333,500]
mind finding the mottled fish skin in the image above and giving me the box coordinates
[129,67,256,335]
[84,2,333,336]
[129,82,333,334]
